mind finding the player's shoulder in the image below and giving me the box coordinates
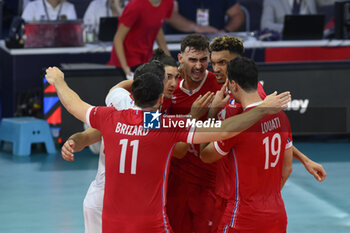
[105,88,134,110]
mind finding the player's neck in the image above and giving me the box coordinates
[149,0,161,6]
[47,0,60,8]
[135,105,159,112]
[183,78,201,93]
[239,92,262,110]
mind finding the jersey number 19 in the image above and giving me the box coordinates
[263,133,281,170]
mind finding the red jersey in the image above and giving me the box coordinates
[216,82,266,199]
[108,0,173,68]
[87,107,195,233]
[214,103,293,232]
[169,70,221,187]
[161,97,172,114]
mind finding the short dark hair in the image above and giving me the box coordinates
[131,73,164,108]
[210,35,244,55]
[227,57,258,92]
[134,60,165,82]
[150,48,178,67]
[180,34,209,53]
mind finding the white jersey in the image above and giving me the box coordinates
[83,0,126,34]
[22,0,77,22]
[84,88,134,210]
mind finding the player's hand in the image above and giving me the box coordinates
[190,91,214,119]
[260,91,291,114]
[61,139,80,162]
[304,160,327,182]
[211,79,231,110]
[45,66,64,85]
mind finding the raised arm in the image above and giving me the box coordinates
[45,67,92,123]
[192,91,291,144]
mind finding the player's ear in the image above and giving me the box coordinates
[230,80,238,92]
[158,94,164,106]
[177,53,183,64]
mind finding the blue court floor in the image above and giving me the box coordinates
[0,141,349,233]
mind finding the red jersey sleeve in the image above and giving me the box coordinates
[162,116,196,144]
[258,82,267,99]
[213,137,237,156]
[86,106,115,132]
[118,0,141,28]
[284,116,293,149]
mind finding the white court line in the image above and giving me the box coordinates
[284,180,349,219]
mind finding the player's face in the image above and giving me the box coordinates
[179,47,209,83]
[164,65,179,98]
[211,50,238,84]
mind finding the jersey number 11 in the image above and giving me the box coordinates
[119,139,139,174]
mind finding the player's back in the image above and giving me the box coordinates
[233,110,291,205]
[89,107,193,233]
[215,105,292,232]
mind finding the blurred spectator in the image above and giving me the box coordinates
[261,0,317,33]
[22,0,32,11]
[83,0,126,35]
[164,0,244,34]
[108,0,173,80]
[260,0,338,33]
[22,0,77,22]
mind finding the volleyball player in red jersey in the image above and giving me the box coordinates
[201,57,293,233]
[45,64,290,233]
[207,35,326,233]
[166,34,223,233]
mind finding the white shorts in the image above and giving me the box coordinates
[83,181,104,233]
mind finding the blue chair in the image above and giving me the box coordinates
[0,117,57,156]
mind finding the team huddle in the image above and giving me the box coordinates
[46,34,326,233]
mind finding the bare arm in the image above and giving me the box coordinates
[200,142,223,163]
[281,147,293,190]
[61,128,102,161]
[165,1,219,33]
[114,23,131,76]
[192,91,291,144]
[45,67,91,123]
[225,3,245,32]
[292,146,327,182]
[156,28,170,56]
